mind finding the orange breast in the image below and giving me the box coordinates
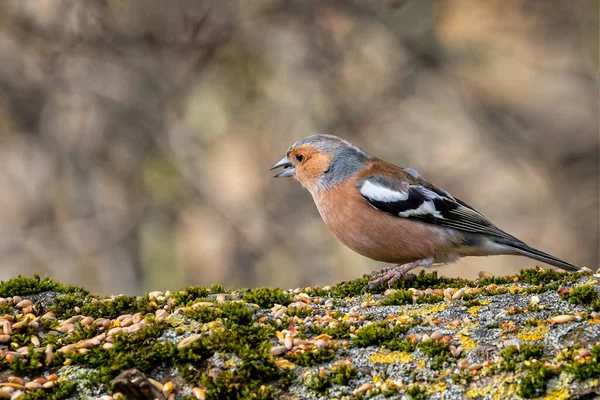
[311,179,463,264]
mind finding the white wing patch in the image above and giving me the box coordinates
[398,200,443,218]
[360,180,408,202]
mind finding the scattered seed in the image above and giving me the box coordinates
[452,288,466,300]
[24,382,42,390]
[284,335,293,350]
[469,363,483,371]
[458,359,469,370]
[45,344,54,366]
[355,383,373,393]
[192,387,206,400]
[0,383,24,390]
[270,346,286,356]
[162,381,174,397]
[548,315,575,324]
[7,378,24,386]
[178,334,203,349]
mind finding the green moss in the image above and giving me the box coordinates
[184,304,222,322]
[386,338,415,353]
[286,306,313,318]
[172,286,210,307]
[2,343,47,375]
[451,371,473,385]
[69,323,177,388]
[477,276,513,285]
[330,277,377,297]
[461,293,479,303]
[0,302,14,315]
[415,294,444,304]
[518,268,582,286]
[303,370,332,392]
[407,270,473,290]
[506,306,523,316]
[591,299,600,312]
[48,294,87,318]
[499,344,544,372]
[380,290,413,306]
[329,270,475,295]
[561,285,597,305]
[242,288,292,308]
[353,321,409,347]
[21,381,77,400]
[302,287,330,297]
[193,325,290,399]
[184,300,256,326]
[219,301,255,326]
[486,322,500,329]
[418,339,452,370]
[568,344,600,381]
[0,275,88,297]
[78,294,158,319]
[301,364,357,394]
[209,284,229,294]
[525,303,541,312]
[286,348,336,367]
[407,384,428,400]
[330,363,357,385]
[305,322,352,340]
[518,363,559,398]
[524,318,543,327]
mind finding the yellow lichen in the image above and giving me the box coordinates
[465,376,518,399]
[543,388,570,400]
[553,348,571,362]
[468,306,482,317]
[456,322,479,350]
[275,359,296,369]
[417,359,426,369]
[509,285,523,295]
[517,325,549,341]
[459,335,477,350]
[407,303,448,317]
[479,299,492,306]
[429,381,447,393]
[369,350,413,364]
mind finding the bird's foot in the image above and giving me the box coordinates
[364,258,434,291]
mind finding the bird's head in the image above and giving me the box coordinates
[271,134,370,192]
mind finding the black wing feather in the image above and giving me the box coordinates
[358,175,523,243]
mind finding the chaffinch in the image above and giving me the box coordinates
[271,134,587,289]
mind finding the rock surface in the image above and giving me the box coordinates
[0,269,599,399]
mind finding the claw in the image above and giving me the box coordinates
[365,258,433,290]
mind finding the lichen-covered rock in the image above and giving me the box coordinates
[0,269,598,399]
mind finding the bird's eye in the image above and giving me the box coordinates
[295,154,304,162]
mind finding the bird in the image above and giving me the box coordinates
[270,134,588,289]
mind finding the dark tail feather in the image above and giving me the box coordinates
[503,242,580,272]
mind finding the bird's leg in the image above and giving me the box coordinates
[367,258,434,290]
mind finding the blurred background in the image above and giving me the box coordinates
[0,0,597,296]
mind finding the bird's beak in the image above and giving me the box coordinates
[270,155,295,178]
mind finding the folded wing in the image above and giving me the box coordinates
[357,171,523,244]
